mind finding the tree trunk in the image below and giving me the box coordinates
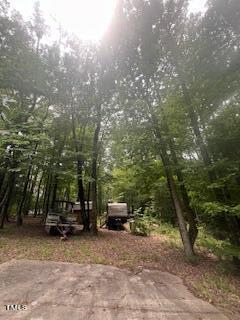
[0,173,15,229]
[17,165,32,226]
[45,173,52,216]
[34,172,43,216]
[24,169,39,215]
[71,108,89,231]
[0,172,5,191]
[42,172,52,216]
[155,91,198,248]
[87,181,91,227]
[0,174,8,205]
[51,175,58,210]
[169,40,240,262]
[90,105,102,235]
[145,99,194,256]
[98,181,102,217]
[168,138,198,247]
[167,173,194,256]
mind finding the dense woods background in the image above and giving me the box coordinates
[0,0,240,260]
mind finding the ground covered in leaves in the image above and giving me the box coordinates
[0,217,239,319]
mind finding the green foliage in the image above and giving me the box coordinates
[197,228,240,260]
[130,215,151,237]
[202,202,240,218]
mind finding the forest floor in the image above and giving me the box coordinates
[0,217,239,319]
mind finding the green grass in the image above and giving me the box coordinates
[208,275,236,293]
[91,256,110,265]
[0,239,6,248]
[152,222,179,239]
[192,273,239,304]
[37,244,54,259]
[151,220,240,262]
[192,280,214,302]
[197,228,240,260]
[79,243,92,257]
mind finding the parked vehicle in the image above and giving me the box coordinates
[45,200,82,238]
[101,202,130,230]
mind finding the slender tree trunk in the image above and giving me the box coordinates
[167,173,194,256]
[51,175,58,210]
[154,88,198,247]
[24,169,39,215]
[0,173,15,229]
[71,108,89,231]
[16,165,32,226]
[0,189,12,228]
[98,181,102,217]
[0,174,8,204]
[87,181,91,226]
[145,99,194,256]
[45,173,52,216]
[90,105,102,235]
[34,172,43,216]
[168,138,198,247]
[0,172,5,191]
[42,172,52,216]
[17,142,38,225]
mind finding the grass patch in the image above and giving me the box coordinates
[0,239,7,248]
[120,252,135,261]
[37,244,54,259]
[184,254,200,265]
[91,256,110,265]
[197,228,240,260]
[79,243,92,257]
[192,280,214,302]
[167,239,182,249]
[192,273,240,304]
[192,279,214,302]
[152,222,240,263]
[139,252,160,263]
[151,222,179,239]
[208,275,237,294]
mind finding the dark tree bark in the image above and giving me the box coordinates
[0,174,8,205]
[0,172,5,191]
[44,173,52,216]
[90,105,102,235]
[71,108,89,231]
[34,172,43,216]
[16,165,32,226]
[42,172,52,216]
[24,169,39,215]
[0,173,15,229]
[51,175,58,210]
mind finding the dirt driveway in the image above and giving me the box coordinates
[0,260,228,320]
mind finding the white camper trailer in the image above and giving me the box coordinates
[102,202,129,230]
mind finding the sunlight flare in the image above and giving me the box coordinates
[11,0,117,41]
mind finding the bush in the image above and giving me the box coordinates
[130,215,151,236]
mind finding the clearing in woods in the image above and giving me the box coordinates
[0,217,239,319]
